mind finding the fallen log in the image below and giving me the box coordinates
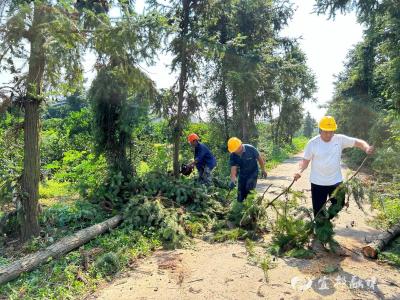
[0,214,123,285]
[362,223,400,258]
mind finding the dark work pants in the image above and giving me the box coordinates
[237,175,258,202]
[311,182,342,217]
[197,166,212,186]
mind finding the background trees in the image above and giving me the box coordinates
[315,0,400,176]
[303,112,316,138]
[0,0,84,241]
[0,0,399,297]
[206,0,315,145]
[0,0,315,242]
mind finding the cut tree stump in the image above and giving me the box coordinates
[362,223,400,258]
[0,214,123,285]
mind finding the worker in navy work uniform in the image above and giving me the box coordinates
[228,137,267,202]
[187,133,217,185]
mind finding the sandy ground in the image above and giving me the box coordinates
[87,153,400,300]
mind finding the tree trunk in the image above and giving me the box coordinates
[221,80,229,141]
[274,106,282,146]
[241,97,249,142]
[173,0,190,177]
[248,104,257,145]
[362,223,400,259]
[219,17,229,142]
[0,215,123,285]
[21,101,41,241]
[20,2,46,242]
[172,120,182,177]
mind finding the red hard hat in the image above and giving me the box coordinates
[187,133,199,143]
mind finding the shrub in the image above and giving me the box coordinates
[94,252,121,276]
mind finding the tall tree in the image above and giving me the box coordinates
[315,0,400,172]
[151,0,209,176]
[272,42,316,145]
[0,0,84,241]
[303,112,315,138]
[315,0,400,111]
[206,0,315,144]
[87,1,161,199]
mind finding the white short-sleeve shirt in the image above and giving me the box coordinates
[303,134,356,186]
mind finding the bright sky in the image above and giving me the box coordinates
[1,1,363,122]
[282,0,363,121]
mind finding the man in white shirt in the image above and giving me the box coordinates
[293,116,374,218]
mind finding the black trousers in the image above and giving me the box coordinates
[311,182,342,217]
[237,175,258,202]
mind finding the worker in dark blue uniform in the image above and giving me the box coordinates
[228,137,267,202]
[187,133,217,185]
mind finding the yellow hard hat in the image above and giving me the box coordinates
[227,137,242,153]
[319,116,337,131]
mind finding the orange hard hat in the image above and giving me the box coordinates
[187,133,199,143]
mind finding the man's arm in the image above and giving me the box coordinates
[293,159,310,181]
[228,166,238,189]
[354,139,374,154]
[257,156,268,178]
[230,166,238,182]
[190,144,204,167]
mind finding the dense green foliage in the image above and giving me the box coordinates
[0,0,398,298]
[0,97,308,297]
[205,0,316,144]
[315,0,400,264]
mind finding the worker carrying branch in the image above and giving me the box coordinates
[293,116,374,253]
[186,133,217,185]
[293,116,374,215]
[228,137,267,202]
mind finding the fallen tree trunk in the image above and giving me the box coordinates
[0,214,123,285]
[362,223,400,259]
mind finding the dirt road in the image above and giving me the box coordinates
[88,153,400,300]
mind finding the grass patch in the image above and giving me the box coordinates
[378,236,400,267]
[39,179,75,200]
[371,197,400,229]
[260,136,308,170]
[0,226,161,300]
[285,248,314,259]
[368,182,400,266]
[211,228,248,242]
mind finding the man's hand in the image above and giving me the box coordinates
[261,170,268,178]
[365,145,374,155]
[228,180,236,190]
[294,173,301,181]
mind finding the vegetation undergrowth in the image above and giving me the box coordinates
[369,181,400,266]
[0,172,235,299]
[259,136,308,170]
[266,177,369,256]
[0,226,161,300]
